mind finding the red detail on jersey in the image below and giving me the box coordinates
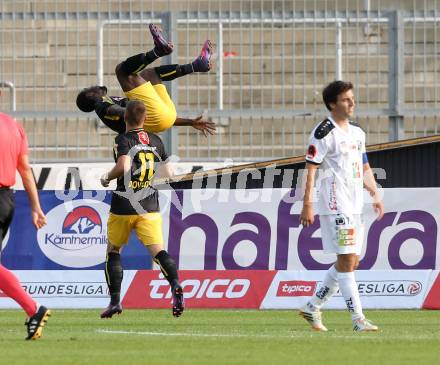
[122,270,276,309]
[307,144,317,159]
[137,131,149,145]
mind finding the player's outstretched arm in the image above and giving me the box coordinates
[174,115,216,137]
[300,162,319,227]
[17,154,47,229]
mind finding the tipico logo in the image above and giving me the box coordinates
[37,200,109,268]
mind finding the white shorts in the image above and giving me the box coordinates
[319,214,364,255]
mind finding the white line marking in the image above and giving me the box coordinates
[96,329,292,338]
[96,329,440,341]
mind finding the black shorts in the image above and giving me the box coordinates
[0,188,15,244]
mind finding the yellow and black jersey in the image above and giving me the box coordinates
[110,128,168,215]
[95,95,127,134]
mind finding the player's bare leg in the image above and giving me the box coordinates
[138,39,215,83]
[114,23,173,92]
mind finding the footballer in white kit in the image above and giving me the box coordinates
[298,80,384,332]
[306,116,366,256]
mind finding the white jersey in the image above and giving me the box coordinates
[305,116,367,216]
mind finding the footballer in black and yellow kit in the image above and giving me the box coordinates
[99,100,184,319]
[76,24,215,136]
[109,128,166,218]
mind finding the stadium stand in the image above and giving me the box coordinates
[0,0,438,161]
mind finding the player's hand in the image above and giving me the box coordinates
[32,208,47,229]
[300,204,315,227]
[191,115,216,137]
[100,173,110,187]
[373,200,384,220]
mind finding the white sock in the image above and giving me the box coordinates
[308,264,339,310]
[338,271,364,321]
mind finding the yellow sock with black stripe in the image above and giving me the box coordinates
[105,252,123,305]
[155,64,193,81]
[120,51,158,75]
[153,250,179,288]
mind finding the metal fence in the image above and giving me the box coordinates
[0,0,439,162]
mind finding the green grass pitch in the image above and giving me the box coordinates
[1,309,439,365]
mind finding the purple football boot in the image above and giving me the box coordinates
[149,23,174,57]
[192,40,214,72]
